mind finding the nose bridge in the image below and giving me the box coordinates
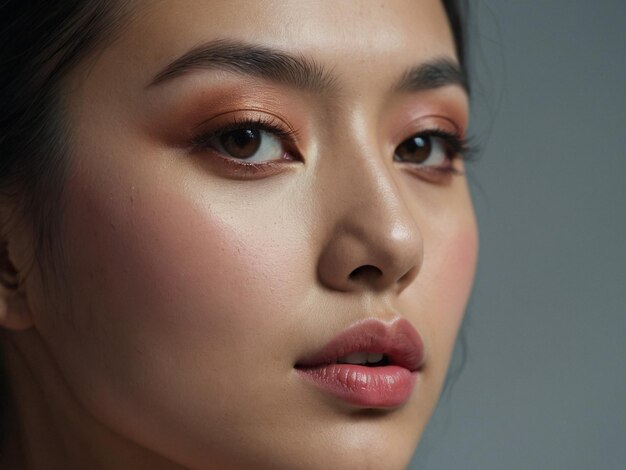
[337,154,417,257]
[315,124,423,295]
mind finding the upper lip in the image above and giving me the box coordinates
[294,318,425,372]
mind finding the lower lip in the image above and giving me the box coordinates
[296,364,417,408]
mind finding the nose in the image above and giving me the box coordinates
[316,144,423,296]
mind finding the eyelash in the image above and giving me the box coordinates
[190,117,475,176]
[191,115,299,152]
[408,128,474,176]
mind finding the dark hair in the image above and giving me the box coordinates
[442,0,468,75]
[0,0,132,449]
[0,1,133,275]
[0,0,469,451]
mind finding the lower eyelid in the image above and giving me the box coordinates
[399,166,463,185]
[198,149,301,180]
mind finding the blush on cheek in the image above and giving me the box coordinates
[52,168,312,448]
[62,168,307,362]
[413,216,478,366]
[447,222,479,307]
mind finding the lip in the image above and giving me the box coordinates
[294,318,424,408]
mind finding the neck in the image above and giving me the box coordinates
[0,330,187,470]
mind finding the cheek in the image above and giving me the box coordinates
[420,212,478,365]
[398,201,478,361]
[51,164,311,435]
[67,178,306,344]
[434,213,478,302]
[394,206,478,431]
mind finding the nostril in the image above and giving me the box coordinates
[349,265,383,283]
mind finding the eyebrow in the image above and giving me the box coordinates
[146,39,467,94]
[147,39,335,91]
[394,57,467,94]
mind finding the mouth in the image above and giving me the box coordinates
[336,352,390,366]
[294,318,424,408]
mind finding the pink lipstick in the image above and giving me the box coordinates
[295,318,424,408]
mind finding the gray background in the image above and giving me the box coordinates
[411,1,626,469]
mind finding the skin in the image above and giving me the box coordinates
[0,1,478,469]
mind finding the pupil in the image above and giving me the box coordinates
[398,136,431,163]
[220,129,261,159]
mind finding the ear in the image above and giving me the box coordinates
[0,240,34,331]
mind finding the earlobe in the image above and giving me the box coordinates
[0,287,33,330]
[0,242,34,331]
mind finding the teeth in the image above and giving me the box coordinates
[367,353,384,363]
[336,352,385,365]
[338,352,368,364]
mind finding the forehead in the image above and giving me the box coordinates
[107,0,457,88]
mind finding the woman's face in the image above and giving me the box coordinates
[24,0,477,468]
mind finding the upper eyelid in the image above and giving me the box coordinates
[191,108,299,135]
[190,117,297,150]
[392,114,464,139]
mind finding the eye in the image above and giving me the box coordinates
[394,131,459,169]
[207,128,285,162]
[191,114,300,166]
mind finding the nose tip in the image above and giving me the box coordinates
[317,210,423,295]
